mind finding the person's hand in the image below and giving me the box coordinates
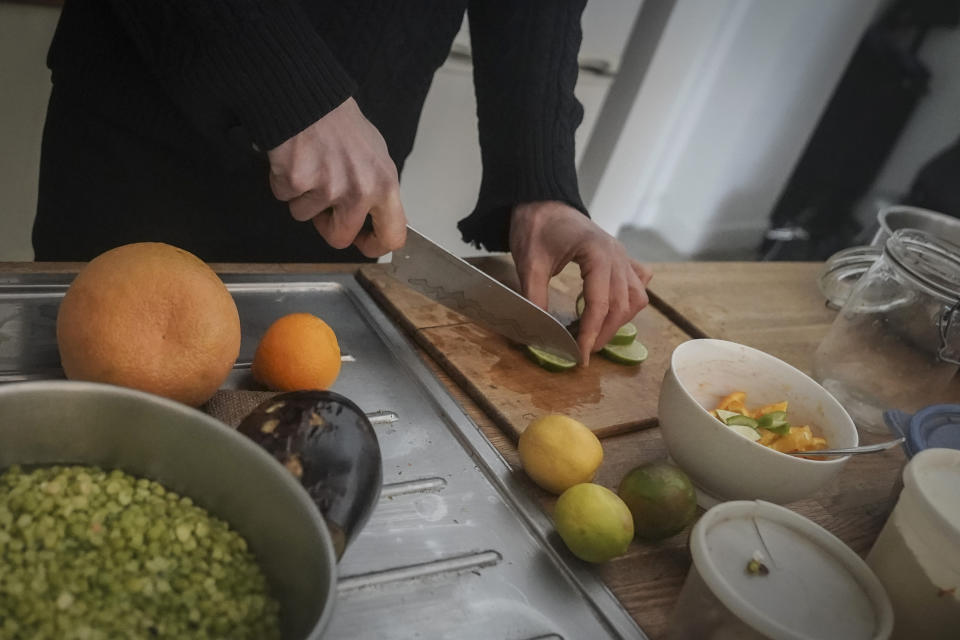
[510,201,653,365]
[266,98,406,257]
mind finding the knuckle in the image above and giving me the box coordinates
[313,182,336,204]
[635,288,650,310]
[608,297,628,318]
[286,170,315,196]
[358,241,386,259]
[587,299,610,318]
[375,170,399,195]
[385,231,406,252]
[349,172,376,199]
[288,201,311,222]
[313,221,352,249]
[327,234,353,250]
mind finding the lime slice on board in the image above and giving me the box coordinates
[525,345,578,372]
[600,341,649,365]
[610,322,638,346]
[576,295,637,346]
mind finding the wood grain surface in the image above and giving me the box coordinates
[645,261,836,375]
[646,260,960,400]
[357,261,691,440]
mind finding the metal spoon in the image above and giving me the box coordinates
[783,437,905,457]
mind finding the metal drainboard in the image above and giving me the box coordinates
[0,272,647,639]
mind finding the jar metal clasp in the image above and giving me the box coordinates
[938,300,960,365]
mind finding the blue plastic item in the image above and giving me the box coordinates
[883,404,960,458]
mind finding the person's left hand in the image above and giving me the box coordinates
[509,201,653,365]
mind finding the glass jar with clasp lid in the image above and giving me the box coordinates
[813,229,960,435]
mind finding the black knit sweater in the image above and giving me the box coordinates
[37,0,588,259]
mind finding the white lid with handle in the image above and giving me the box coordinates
[690,500,893,640]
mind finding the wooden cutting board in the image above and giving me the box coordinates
[357,260,691,440]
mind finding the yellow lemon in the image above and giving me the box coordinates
[518,414,603,495]
[554,483,634,563]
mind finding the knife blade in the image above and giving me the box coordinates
[391,227,581,364]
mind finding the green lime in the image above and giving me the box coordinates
[600,340,648,365]
[617,462,697,540]
[525,345,577,372]
[757,410,789,436]
[554,483,634,563]
[575,293,585,318]
[725,414,759,428]
[610,322,638,346]
[761,422,791,436]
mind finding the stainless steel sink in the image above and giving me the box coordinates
[0,272,647,639]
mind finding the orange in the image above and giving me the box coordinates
[56,242,241,407]
[252,313,341,391]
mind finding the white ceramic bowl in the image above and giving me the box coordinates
[658,339,858,505]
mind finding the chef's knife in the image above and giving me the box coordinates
[391,227,582,364]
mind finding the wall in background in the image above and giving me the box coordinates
[0,2,58,261]
[585,0,884,258]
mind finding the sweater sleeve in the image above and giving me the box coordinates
[106,0,355,150]
[458,0,589,252]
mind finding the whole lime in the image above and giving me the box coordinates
[617,462,697,540]
[553,483,634,563]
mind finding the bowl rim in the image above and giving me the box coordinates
[0,379,339,639]
[668,339,857,467]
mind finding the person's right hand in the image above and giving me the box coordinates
[266,98,407,257]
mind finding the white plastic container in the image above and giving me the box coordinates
[667,500,893,640]
[867,448,960,639]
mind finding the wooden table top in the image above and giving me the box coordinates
[3,260,912,639]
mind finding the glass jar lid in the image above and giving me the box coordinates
[818,245,882,309]
[885,229,960,304]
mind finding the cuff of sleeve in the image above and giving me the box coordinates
[189,3,356,150]
[458,131,589,252]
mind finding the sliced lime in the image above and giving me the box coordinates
[600,340,648,365]
[757,410,790,435]
[610,322,638,346]
[715,409,741,422]
[728,424,761,442]
[525,345,577,372]
[575,293,586,318]
[725,414,759,429]
[757,411,787,428]
[761,422,791,436]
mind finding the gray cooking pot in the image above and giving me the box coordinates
[0,380,336,640]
